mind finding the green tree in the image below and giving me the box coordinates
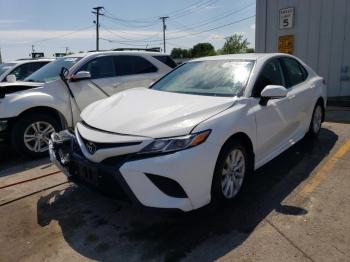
[246,48,255,53]
[170,48,190,58]
[220,34,250,54]
[190,42,216,58]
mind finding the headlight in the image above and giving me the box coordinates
[139,130,211,154]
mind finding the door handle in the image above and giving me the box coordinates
[112,82,121,87]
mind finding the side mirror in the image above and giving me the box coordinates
[71,71,91,81]
[260,85,287,105]
[6,74,16,83]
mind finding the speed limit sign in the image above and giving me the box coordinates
[280,7,294,29]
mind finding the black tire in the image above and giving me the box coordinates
[307,102,324,137]
[11,113,61,158]
[211,139,253,204]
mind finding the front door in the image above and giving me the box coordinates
[69,55,117,111]
[251,59,298,166]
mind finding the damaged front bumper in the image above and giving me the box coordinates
[49,130,140,203]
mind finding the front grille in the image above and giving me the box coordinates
[79,133,142,151]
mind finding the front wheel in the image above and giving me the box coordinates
[211,140,252,203]
[11,113,61,158]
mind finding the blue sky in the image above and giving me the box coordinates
[0,0,256,61]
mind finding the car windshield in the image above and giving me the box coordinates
[24,57,81,83]
[151,60,255,97]
[0,63,16,76]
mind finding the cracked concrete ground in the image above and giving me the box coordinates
[0,121,350,262]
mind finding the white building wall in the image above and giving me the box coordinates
[256,0,350,97]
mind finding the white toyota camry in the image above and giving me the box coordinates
[50,53,327,211]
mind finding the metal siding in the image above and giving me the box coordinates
[265,0,279,52]
[340,0,350,96]
[306,0,322,70]
[328,0,346,97]
[255,0,267,52]
[256,0,348,97]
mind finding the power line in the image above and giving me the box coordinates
[168,1,255,35]
[100,24,161,42]
[30,25,94,44]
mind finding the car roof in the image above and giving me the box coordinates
[65,50,168,59]
[190,53,289,62]
[8,58,55,64]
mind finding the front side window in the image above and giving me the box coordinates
[79,56,116,79]
[151,60,254,97]
[24,57,81,83]
[114,55,157,76]
[281,57,307,87]
[253,59,285,97]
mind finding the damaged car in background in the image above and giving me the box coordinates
[0,50,175,157]
[50,53,327,211]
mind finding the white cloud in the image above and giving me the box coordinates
[207,33,225,40]
[0,19,25,25]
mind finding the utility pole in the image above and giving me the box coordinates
[65,47,69,55]
[159,16,169,53]
[92,6,104,51]
[31,45,35,53]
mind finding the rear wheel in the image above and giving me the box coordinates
[211,140,252,203]
[11,113,61,158]
[308,102,324,137]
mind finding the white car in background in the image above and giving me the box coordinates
[0,50,175,157]
[0,58,54,82]
[50,53,327,212]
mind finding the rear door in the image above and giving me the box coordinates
[112,55,162,92]
[280,57,312,134]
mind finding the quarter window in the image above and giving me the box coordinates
[152,55,177,68]
[79,56,116,79]
[114,55,157,76]
[253,59,285,97]
[281,57,307,87]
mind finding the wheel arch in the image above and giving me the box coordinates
[15,106,67,129]
[219,131,255,171]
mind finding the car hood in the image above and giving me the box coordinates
[81,88,235,138]
[0,81,43,87]
[0,81,44,98]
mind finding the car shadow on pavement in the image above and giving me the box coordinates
[0,145,51,177]
[36,128,337,262]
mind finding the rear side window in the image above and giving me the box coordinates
[281,57,307,87]
[253,59,285,97]
[79,56,116,79]
[114,55,157,76]
[153,55,177,68]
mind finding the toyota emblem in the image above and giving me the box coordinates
[86,141,96,154]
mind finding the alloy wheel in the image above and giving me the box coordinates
[23,121,55,153]
[312,105,322,134]
[221,148,246,199]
